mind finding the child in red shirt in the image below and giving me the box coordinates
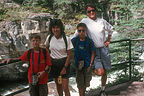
[2,33,52,96]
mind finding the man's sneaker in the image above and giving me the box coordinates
[98,90,107,96]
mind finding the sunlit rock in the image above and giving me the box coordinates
[0,13,52,81]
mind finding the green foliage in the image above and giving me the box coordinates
[109,40,130,65]
[0,5,8,21]
[12,0,54,9]
[111,0,144,39]
[75,14,87,21]
[36,0,54,9]
[0,0,143,39]
[52,0,74,19]
[107,64,143,88]
[131,65,143,81]
[54,0,71,5]
[52,0,105,19]
[12,0,24,4]
[109,72,129,85]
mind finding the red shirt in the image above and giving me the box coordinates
[19,48,52,84]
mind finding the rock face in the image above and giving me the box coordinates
[0,13,52,81]
[0,13,52,58]
[0,62,28,81]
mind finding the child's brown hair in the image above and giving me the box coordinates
[77,23,87,29]
[29,33,41,41]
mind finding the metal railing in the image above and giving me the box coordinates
[110,39,132,80]
[0,38,144,96]
[110,38,144,81]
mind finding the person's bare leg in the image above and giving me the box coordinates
[78,87,86,96]
[101,71,107,90]
[62,78,70,96]
[54,78,63,96]
[102,71,107,86]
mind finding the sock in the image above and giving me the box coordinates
[101,86,105,91]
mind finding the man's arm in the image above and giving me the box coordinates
[90,51,95,67]
[104,34,112,47]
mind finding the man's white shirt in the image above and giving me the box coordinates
[73,17,114,47]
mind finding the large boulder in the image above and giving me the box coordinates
[0,13,52,81]
[0,61,28,81]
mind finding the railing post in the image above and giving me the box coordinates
[129,39,132,80]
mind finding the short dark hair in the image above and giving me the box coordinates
[85,3,97,11]
[77,23,87,29]
[29,33,41,40]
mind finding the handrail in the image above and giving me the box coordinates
[131,38,144,41]
[111,61,129,67]
[110,39,130,43]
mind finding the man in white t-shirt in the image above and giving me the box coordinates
[73,4,114,96]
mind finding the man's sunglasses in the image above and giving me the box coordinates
[78,29,86,33]
[87,9,95,13]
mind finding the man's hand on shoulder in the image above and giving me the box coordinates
[104,41,110,47]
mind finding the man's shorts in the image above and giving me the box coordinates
[29,84,48,96]
[93,47,111,70]
[76,68,92,88]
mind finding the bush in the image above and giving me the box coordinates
[0,7,8,21]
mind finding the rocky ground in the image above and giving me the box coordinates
[14,81,144,96]
[86,81,144,96]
